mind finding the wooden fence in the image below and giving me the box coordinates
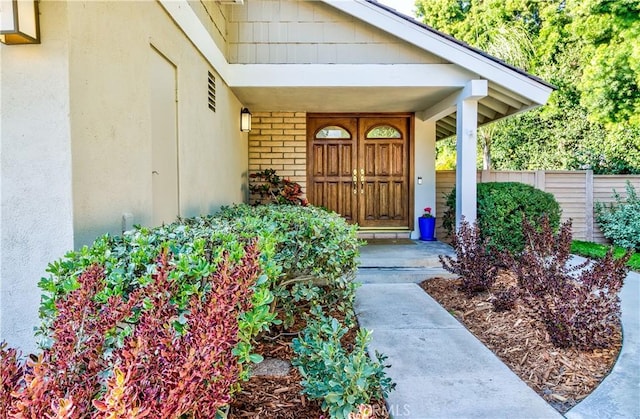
[435,170,640,244]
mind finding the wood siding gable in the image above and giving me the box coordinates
[226,0,447,65]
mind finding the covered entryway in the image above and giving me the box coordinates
[307,114,413,229]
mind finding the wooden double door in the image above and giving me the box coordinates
[307,114,413,229]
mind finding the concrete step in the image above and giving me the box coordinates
[358,241,455,269]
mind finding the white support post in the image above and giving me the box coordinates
[455,80,487,229]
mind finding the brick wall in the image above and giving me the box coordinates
[248,112,307,201]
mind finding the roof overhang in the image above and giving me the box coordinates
[229,63,471,114]
[159,0,554,140]
[321,0,554,139]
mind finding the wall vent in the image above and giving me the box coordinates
[208,71,216,112]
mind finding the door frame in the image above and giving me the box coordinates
[306,112,415,230]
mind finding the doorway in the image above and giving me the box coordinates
[307,114,413,229]
[150,47,180,226]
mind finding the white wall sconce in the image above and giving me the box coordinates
[240,107,252,132]
[0,0,40,45]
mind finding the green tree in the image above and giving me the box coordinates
[571,0,640,127]
[417,0,640,174]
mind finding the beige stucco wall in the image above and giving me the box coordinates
[0,0,75,352]
[68,1,248,247]
[227,0,447,64]
[1,0,249,351]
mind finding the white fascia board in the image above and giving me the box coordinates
[227,64,473,87]
[322,0,552,105]
[158,0,230,83]
[418,79,487,121]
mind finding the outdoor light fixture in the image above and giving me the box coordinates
[240,107,252,132]
[0,0,40,45]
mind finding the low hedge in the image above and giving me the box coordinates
[442,182,561,252]
[16,203,362,417]
[39,203,361,344]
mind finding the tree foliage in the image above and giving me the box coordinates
[418,0,640,174]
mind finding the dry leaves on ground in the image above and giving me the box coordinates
[420,272,621,413]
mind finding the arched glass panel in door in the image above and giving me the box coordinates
[315,125,351,139]
[366,125,402,139]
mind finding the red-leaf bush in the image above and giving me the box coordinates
[1,242,261,417]
[439,219,498,296]
[510,217,630,349]
[0,342,24,418]
[249,168,308,206]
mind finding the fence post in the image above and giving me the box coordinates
[534,170,546,191]
[585,170,594,242]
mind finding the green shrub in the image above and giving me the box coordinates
[209,204,362,328]
[595,181,640,250]
[442,182,561,252]
[40,204,360,350]
[292,307,395,419]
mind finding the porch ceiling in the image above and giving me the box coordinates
[232,82,536,140]
[232,86,457,114]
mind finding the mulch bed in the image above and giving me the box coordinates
[420,272,621,413]
[229,313,390,418]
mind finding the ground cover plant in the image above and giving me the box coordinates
[2,204,392,418]
[292,307,395,419]
[428,215,630,411]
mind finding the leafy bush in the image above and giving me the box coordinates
[210,204,361,328]
[595,181,640,250]
[442,182,561,252]
[292,307,395,419]
[439,219,499,295]
[3,246,260,417]
[510,217,630,349]
[39,217,276,378]
[249,168,308,206]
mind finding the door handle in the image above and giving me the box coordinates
[360,168,365,194]
[352,169,358,194]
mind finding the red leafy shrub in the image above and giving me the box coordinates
[0,342,24,418]
[439,219,498,296]
[3,265,140,417]
[1,241,261,417]
[95,246,260,418]
[249,168,308,206]
[510,217,630,349]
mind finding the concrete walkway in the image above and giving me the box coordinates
[355,241,639,419]
[565,263,640,419]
